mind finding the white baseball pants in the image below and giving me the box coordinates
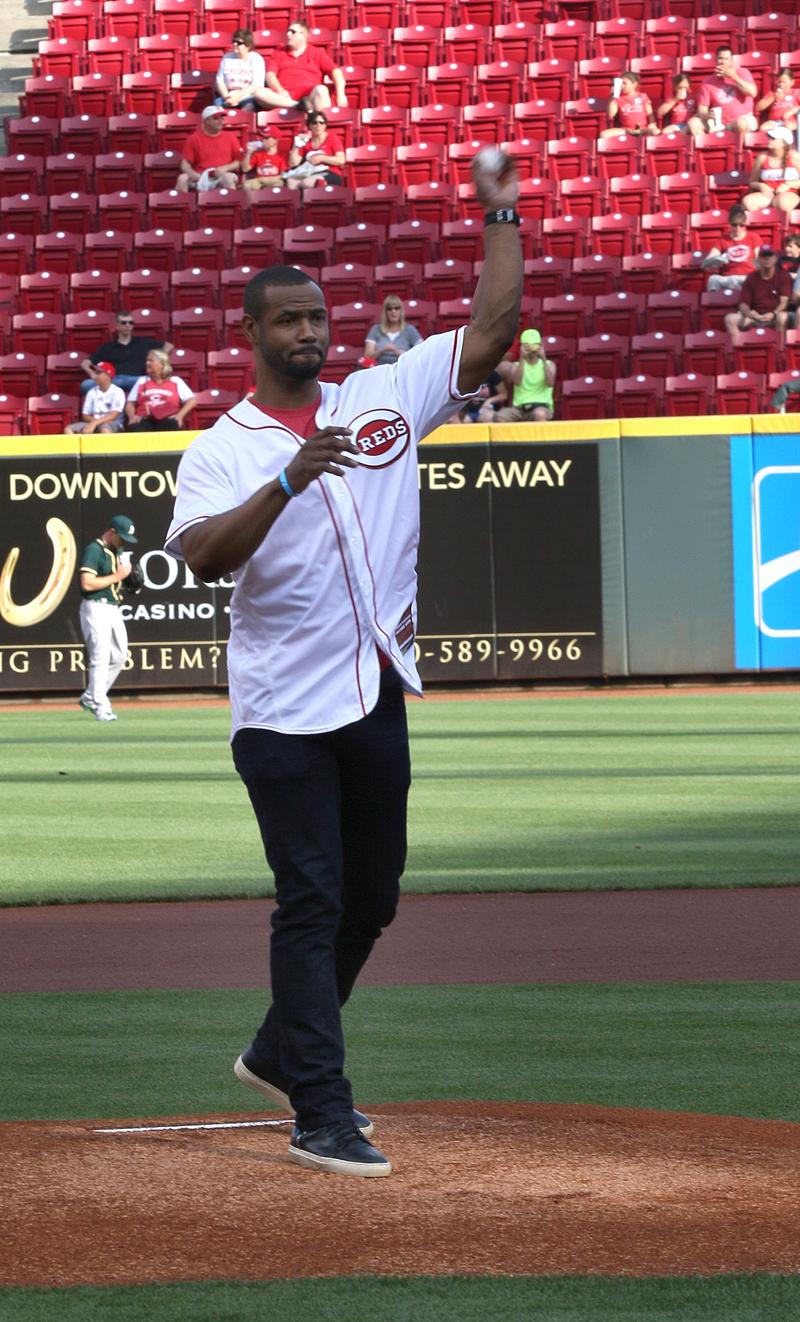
[79,599,128,716]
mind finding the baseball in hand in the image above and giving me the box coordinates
[470,147,519,210]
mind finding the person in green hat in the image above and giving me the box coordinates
[77,515,137,722]
[494,328,556,422]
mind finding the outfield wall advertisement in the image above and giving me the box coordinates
[0,430,603,691]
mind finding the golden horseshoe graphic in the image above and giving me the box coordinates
[0,517,77,627]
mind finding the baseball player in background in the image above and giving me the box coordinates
[165,148,522,1177]
[78,514,136,721]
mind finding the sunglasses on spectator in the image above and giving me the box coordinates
[287,26,301,33]
[118,318,134,324]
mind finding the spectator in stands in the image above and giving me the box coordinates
[724,245,792,345]
[363,297,423,366]
[689,46,758,137]
[658,74,697,133]
[125,350,196,432]
[242,131,288,189]
[80,311,173,397]
[215,30,274,113]
[176,105,242,193]
[66,362,125,434]
[601,71,657,139]
[259,19,348,114]
[493,329,556,423]
[284,111,345,189]
[757,70,800,134]
[742,127,800,214]
[458,370,507,422]
[700,205,756,293]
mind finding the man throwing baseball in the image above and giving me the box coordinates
[164,148,522,1177]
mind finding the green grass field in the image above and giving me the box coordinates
[2,690,798,904]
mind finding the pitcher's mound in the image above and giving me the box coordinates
[3,1101,799,1286]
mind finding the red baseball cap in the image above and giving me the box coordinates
[95,361,116,378]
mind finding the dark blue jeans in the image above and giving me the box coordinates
[231,666,411,1132]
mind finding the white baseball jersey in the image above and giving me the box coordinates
[84,383,126,417]
[165,327,476,736]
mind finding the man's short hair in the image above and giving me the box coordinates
[290,17,309,32]
[728,206,746,224]
[715,44,733,58]
[233,28,254,46]
[243,265,318,319]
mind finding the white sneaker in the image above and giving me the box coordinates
[78,695,96,713]
[95,710,118,722]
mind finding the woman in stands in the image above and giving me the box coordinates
[215,30,269,112]
[601,71,657,139]
[284,111,345,190]
[756,70,800,134]
[363,298,423,367]
[658,74,697,133]
[742,127,800,214]
[125,350,196,432]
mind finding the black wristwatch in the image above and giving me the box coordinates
[484,208,521,227]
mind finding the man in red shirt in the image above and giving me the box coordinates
[176,105,243,193]
[724,245,792,344]
[690,45,758,136]
[701,205,756,293]
[601,71,657,139]
[260,19,348,113]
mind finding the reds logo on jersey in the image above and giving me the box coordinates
[350,409,411,469]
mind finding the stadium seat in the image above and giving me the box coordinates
[187,32,234,75]
[645,15,691,60]
[523,254,571,298]
[69,268,119,312]
[559,175,605,219]
[732,328,780,379]
[688,209,729,251]
[143,151,182,194]
[527,58,574,103]
[63,309,115,352]
[145,188,195,232]
[447,140,490,187]
[0,351,45,396]
[665,372,715,416]
[641,210,688,257]
[1,194,48,237]
[439,217,482,263]
[232,225,281,268]
[594,290,645,338]
[541,214,589,259]
[683,329,731,378]
[476,60,525,104]
[716,371,767,415]
[47,348,86,394]
[133,227,183,271]
[746,13,796,55]
[169,267,220,310]
[614,373,665,417]
[45,152,92,195]
[538,333,575,378]
[140,33,187,76]
[0,153,45,198]
[374,259,423,300]
[424,258,473,300]
[249,187,300,231]
[320,261,375,306]
[630,54,677,106]
[282,224,334,270]
[543,18,590,62]
[104,0,150,40]
[393,24,441,66]
[23,75,71,121]
[190,387,237,427]
[546,135,594,182]
[342,26,391,68]
[513,97,561,139]
[591,212,638,258]
[13,311,63,357]
[122,71,169,117]
[219,265,258,310]
[128,305,169,339]
[745,209,784,256]
[768,371,800,412]
[20,271,69,313]
[352,185,404,230]
[322,343,362,383]
[98,190,146,233]
[630,331,682,378]
[406,0,449,24]
[578,55,624,101]
[644,132,690,178]
[560,375,613,420]
[170,70,216,113]
[540,293,593,339]
[408,104,460,146]
[406,181,455,225]
[670,253,707,295]
[87,36,135,77]
[153,0,200,38]
[168,346,204,390]
[700,289,741,333]
[443,22,490,65]
[331,300,382,346]
[28,392,78,433]
[48,2,98,43]
[734,52,773,102]
[0,393,27,434]
[706,171,750,213]
[621,251,671,293]
[305,0,348,29]
[35,39,83,80]
[183,226,233,271]
[576,332,629,379]
[694,132,739,177]
[597,135,644,182]
[120,267,170,309]
[493,20,540,64]
[517,177,557,222]
[156,110,199,153]
[500,137,546,179]
[196,189,248,234]
[346,144,393,187]
[374,65,424,109]
[95,150,142,194]
[397,142,447,187]
[434,296,471,332]
[425,62,474,107]
[33,230,82,274]
[609,172,656,217]
[203,0,248,29]
[656,171,704,215]
[361,106,410,150]
[402,297,436,336]
[302,186,354,233]
[647,290,698,337]
[572,254,621,297]
[207,346,254,393]
[6,116,59,158]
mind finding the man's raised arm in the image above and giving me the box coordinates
[458,149,524,395]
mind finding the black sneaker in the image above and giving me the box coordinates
[233,1049,374,1139]
[288,1120,391,1178]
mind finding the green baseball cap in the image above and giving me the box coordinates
[110,514,138,544]
[520,328,541,345]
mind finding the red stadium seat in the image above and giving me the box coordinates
[361,106,410,150]
[693,132,739,177]
[543,18,590,62]
[447,140,489,187]
[108,113,156,155]
[98,190,146,233]
[187,32,234,74]
[596,135,643,182]
[249,186,300,232]
[48,348,87,394]
[232,225,281,269]
[645,15,692,61]
[476,61,525,104]
[104,0,150,39]
[342,26,391,67]
[351,185,403,230]
[689,208,729,251]
[69,268,119,312]
[700,289,741,332]
[120,268,170,309]
[609,172,656,216]
[153,0,200,38]
[20,271,69,313]
[156,110,200,152]
[572,254,621,297]
[769,370,800,412]
[219,265,259,310]
[559,175,605,218]
[436,296,473,332]
[122,71,169,117]
[523,254,571,298]
[665,372,715,415]
[595,17,643,62]
[386,219,437,264]
[560,375,613,420]
[614,373,665,417]
[0,351,45,396]
[64,309,117,351]
[373,260,423,300]
[28,392,78,433]
[563,96,604,139]
[207,345,254,392]
[402,297,436,336]
[425,62,475,108]
[541,214,590,259]
[322,343,362,384]
[443,22,490,65]
[578,55,624,101]
[146,187,196,232]
[6,116,59,158]
[165,346,202,390]
[169,266,220,310]
[23,75,71,121]
[197,189,248,234]
[13,311,63,358]
[133,227,183,271]
[641,210,689,256]
[746,13,796,55]
[49,2,99,43]
[513,98,561,139]
[408,104,460,147]
[321,261,375,306]
[594,290,645,337]
[331,300,382,346]
[683,329,731,377]
[716,371,766,415]
[128,306,169,340]
[440,217,483,263]
[706,170,749,213]
[1,194,48,236]
[0,153,45,198]
[282,223,334,269]
[203,0,248,28]
[190,387,237,427]
[493,21,540,64]
[87,36,135,77]
[374,65,424,109]
[35,39,83,80]
[647,289,698,336]
[33,230,82,274]
[346,144,393,187]
[527,58,574,103]
[143,151,182,194]
[183,226,233,271]
[170,70,216,113]
[546,135,594,181]
[517,177,557,222]
[406,181,454,225]
[0,394,27,434]
[461,102,511,144]
[424,257,473,300]
[621,252,670,295]
[541,293,593,339]
[591,212,638,258]
[305,0,348,28]
[393,24,441,67]
[95,150,142,194]
[656,171,704,215]
[644,132,690,177]
[670,253,708,295]
[140,33,187,76]
[630,331,682,378]
[397,142,447,187]
[732,328,780,379]
[577,332,629,379]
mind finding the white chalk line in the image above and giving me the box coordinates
[94,1118,293,1135]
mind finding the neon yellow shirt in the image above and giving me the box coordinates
[513,357,553,410]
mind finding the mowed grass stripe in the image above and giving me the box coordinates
[1,692,798,904]
[3,1274,800,1322]
[2,983,798,1123]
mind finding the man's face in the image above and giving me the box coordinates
[620,76,637,97]
[107,530,124,550]
[729,218,746,238]
[116,315,134,336]
[244,283,329,380]
[204,114,224,136]
[758,253,777,277]
[286,23,305,49]
[716,49,734,76]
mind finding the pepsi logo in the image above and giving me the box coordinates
[351,409,411,469]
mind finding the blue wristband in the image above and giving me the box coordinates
[278,468,298,499]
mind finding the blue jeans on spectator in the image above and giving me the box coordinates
[81,374,138,397]
[231,666,411,1132]
[214,94,259,112]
